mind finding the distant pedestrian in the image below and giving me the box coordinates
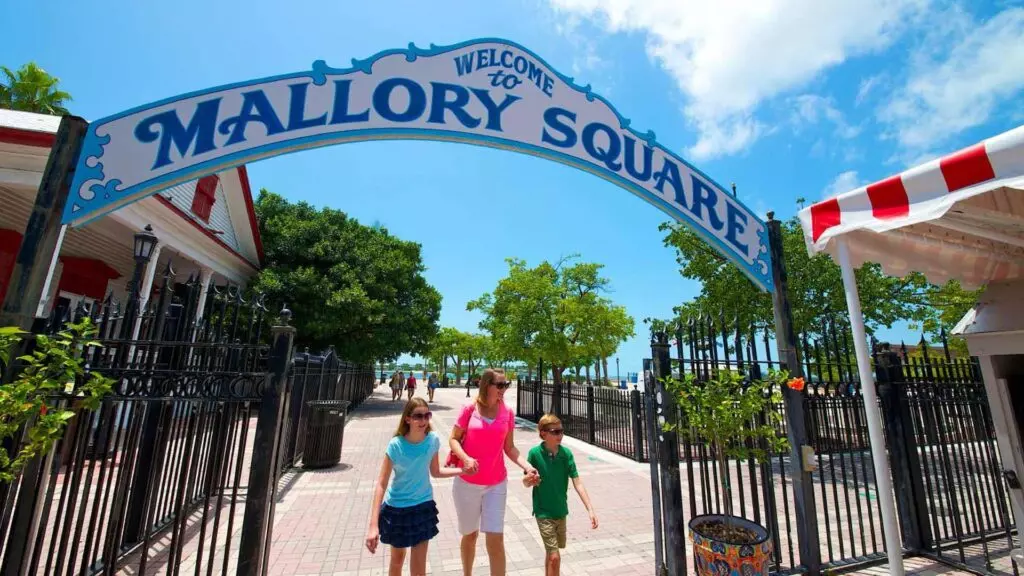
[365,398,465,576]
[427,372,439,403]
[389,372,402,402]
[524,414,598,576]
[406,373,417,400]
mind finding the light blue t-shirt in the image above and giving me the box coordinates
[384,431,440,508]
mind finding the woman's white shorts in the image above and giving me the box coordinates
[451,477,508,535]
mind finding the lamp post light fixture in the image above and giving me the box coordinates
[119,224,159,342]
[129,225,159,304]
[133,224,159,262]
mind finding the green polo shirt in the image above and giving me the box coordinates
[527,443,579,519]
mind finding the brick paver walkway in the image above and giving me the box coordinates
[264,385,983,575]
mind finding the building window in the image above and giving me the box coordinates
[192,175,219,223]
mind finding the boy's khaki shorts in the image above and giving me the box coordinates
[536,518,567,552]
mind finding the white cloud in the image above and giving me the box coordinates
[791,94,861,139]
[822,170,865,199]
[544,0,928,159]
[880,6,1024,152]
[855,74,885,106]
[553,15,610,80]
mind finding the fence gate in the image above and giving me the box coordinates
[876,341,1020,576]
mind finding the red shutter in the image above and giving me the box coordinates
[191,175,219,223]
[0,229,23,304]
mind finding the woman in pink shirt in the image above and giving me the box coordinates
[449,368,538,576]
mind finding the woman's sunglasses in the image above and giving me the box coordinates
[495,382,511,390]
[409,412,433,421]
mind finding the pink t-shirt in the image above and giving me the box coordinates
[454,401,515,486]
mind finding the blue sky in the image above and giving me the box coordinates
[3,0,1022,375]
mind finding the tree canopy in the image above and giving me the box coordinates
[252,190,441,363]
[0,62,72,115]
[468,256,635,412]
[658,209,980,346]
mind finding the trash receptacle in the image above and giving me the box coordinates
[303,400,350,469]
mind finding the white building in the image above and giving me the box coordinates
[0,109,264,317]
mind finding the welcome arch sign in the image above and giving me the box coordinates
[64,38,774,291]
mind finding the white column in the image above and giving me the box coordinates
[130,244,164,343]
[34,224,68,317]
[194,267,215,322]
[837,238,905,575]
[138,244,164,310]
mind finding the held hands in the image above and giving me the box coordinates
[365,528,380,554]
[522,466,540,487]
[462,456,479,475]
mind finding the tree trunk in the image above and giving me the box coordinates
[594,360,602,385]
[603,357,610,386]
[550,365,563,416]
[585,365,591,384]
[455,359,463,386]
[527,365,533,382]
[716,440,734,522]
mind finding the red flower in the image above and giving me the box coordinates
[787,377,806,392]
[39,404,47,416]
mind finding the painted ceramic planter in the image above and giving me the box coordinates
[689,514,772,576]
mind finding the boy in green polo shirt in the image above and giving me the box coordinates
[523,414,598,576]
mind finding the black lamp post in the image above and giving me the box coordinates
[119,224,159,341]
[616,357,620,387]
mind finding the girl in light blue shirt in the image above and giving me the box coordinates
[366,398,464,576]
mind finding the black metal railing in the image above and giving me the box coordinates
[516,309,1018,575]
[279,349,375,471]
[0,260,375,575]
[0,264,273,576]
[516,380,647,461]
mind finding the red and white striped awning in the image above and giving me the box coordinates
[798,125,1024,289]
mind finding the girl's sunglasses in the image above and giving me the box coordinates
[543,428,564,436]
[410,412,433,421]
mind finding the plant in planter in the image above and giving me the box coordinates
[0,319,113,482]
[664,368,794,576]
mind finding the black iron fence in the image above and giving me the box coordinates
[516,381,647,461]
[518,312,1018,575]
[0,263,373,575]
[279,349,375,471]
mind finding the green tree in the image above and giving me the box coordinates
[428,327,466,384]
[461,333,490,380]
[0,62,72,115]
[469,256,635,414]
[659,211,981,343]
[576,303,634,385]
[0,319,113,481]
[253,190,442,363]
[665,369,789,533]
